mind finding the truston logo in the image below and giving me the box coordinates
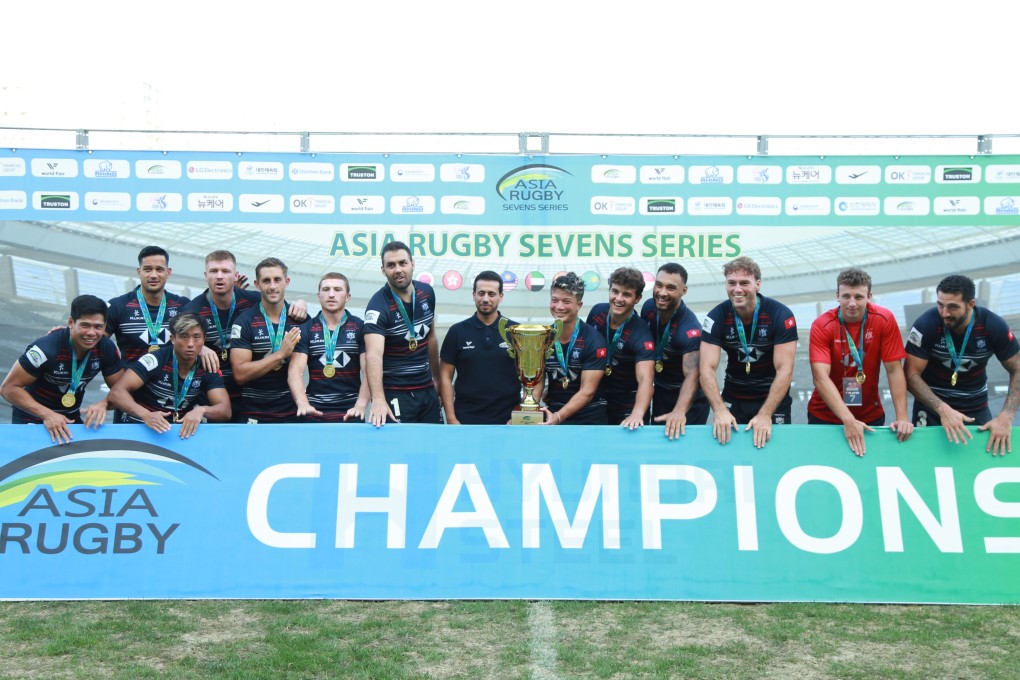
[936,165,981,183]
[497,164,572,212]
[37,193,73,209]
[643,198,677,213]
[0,439,217,556]
[341,163,384,181]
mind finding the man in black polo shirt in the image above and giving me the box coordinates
[700,256,798,448]
[2,295,123,444]
[439,270,520,424]
[230,257,303,423]
[586,267,655,428]
[364,241,441,426]
[108,313,230,438]
[905,274,1020,455]
[639,262,708,440]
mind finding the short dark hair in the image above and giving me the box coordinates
[836,268,872,293]
[723,256,761,281]
[70,294,108,321]
[381,241,412,264]
[937,274,976,303]
[170,313,205,337]
[319,272,351,292]
[551,272,586,301]
[205,250,237,266]
[473,270,503,293]
[138,246,169,265]
[657,262,689,284]
[255,257,288,278]
[609,267,645,297]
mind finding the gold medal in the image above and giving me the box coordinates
[221,349,228,361]
[856,371,866,385]
[323,365,336,378]
[60,393,76,408]
[408,338,418,352]
[561,377,570,389]
[745,362,751,374]
[951,371,958,387]
[273,361,283,372]
[605,366,613,377]
[149,344,159,353]
[655,360,663,373]
[173,412,181,423]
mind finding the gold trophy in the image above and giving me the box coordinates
[498,318,562,425]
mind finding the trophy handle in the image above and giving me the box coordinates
[498,317,515,358]
[547,319,564,357]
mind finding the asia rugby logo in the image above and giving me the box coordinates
[496,164,572,206]
[0,439,217,555]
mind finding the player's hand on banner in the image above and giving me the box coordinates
[344,401,367,421]
[82,402,109,429]
[368,400,397,427]
[746,414,773,449]
[712,409,737,444]
[296,403,324,418]
[620,412,645,431]
[978,413,1013,456]
[43,411,75,445]
[937,406,974,445]
[889,419,914,443]
[842,419,876,457]
[178,411,203,439]
[653,411,686,440]
[142,411,172,434]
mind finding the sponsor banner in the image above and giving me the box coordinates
[84,192,132,212]
[238,194,285,213]
[187,192,234,212]
[3,149,1020,228]
[0,190,27,210]
[32,191,79,210]
[0,425,1017,603]
[136,192,183,212]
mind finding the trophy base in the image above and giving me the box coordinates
[511,409,544,425]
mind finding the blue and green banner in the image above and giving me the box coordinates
[1,424,1018,603]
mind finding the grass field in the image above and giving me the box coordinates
[1,600,1018,679]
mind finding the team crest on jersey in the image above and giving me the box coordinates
[702,317,715,333]
[25,345,46,368]
[139,353,160,371]
[759,327,767,337]
[230,324,242,339]
[56,363,65,373]
[686,329,700,339]
[616,341,624,350]
[977,338,987,349]
[421,300,431,313]
[907,327,922,347]
[644,341,655,350]
[784,317,796,329]
[346,331,356,341]
[91,360,100,370]
[168,309,178,318]
[595,347,607,359]
[774,414,786,424]
[574,349,583,359]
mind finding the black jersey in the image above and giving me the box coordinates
[295,311,366,418]
[701,294,798,401]
[543,320,608,421]
[640,299,703,391]
[180,288,262,401]
[363,281,437,391]
[586,303,655,414]
[106,287,191,363]
[123,346,225,423]
[439,313,521,424]
[14,329,121,422]
[230,303,302,421]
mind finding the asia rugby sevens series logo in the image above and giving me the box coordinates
[0,440,217,555]
[496,164,572,212]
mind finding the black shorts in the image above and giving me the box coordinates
[912,402,992,428]
[384,386,443,424]
[651,386,710,425]
[722,393,793,425]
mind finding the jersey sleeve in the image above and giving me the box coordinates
[699,304,726,347]
[630,321,656,362]
[354,318,366,354]
[128,350,165,383]
[105,296,122,337]
[294,318,314,355]
[230,310,255,351]
[990,315,1020,362]
[581,326,608,371]
[772,304,799,344]
[808,317,834,364]
[877,312,906,363]
[904,314,935,359]
[201,369,226,393]
[17,335,58,378]
[439,323,460,364]
[99,338,123,375]
[362,290,390,336]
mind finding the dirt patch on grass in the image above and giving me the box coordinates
[169,606,263,660]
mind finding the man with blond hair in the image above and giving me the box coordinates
[700,256,798,448]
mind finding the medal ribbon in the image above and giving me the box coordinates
[943,311,975,381]
[554,321,582,382]
[605,311,633,368]
[733,296,761,370]
[207,291,236,353]
[259,302,289,353]
[655,305,682,362]
[392,286,417,342]
[838,306,868,372]
[135,287,166,345]
[67,335,89,395]
[321,310,347,365]
[171,352,198,413]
